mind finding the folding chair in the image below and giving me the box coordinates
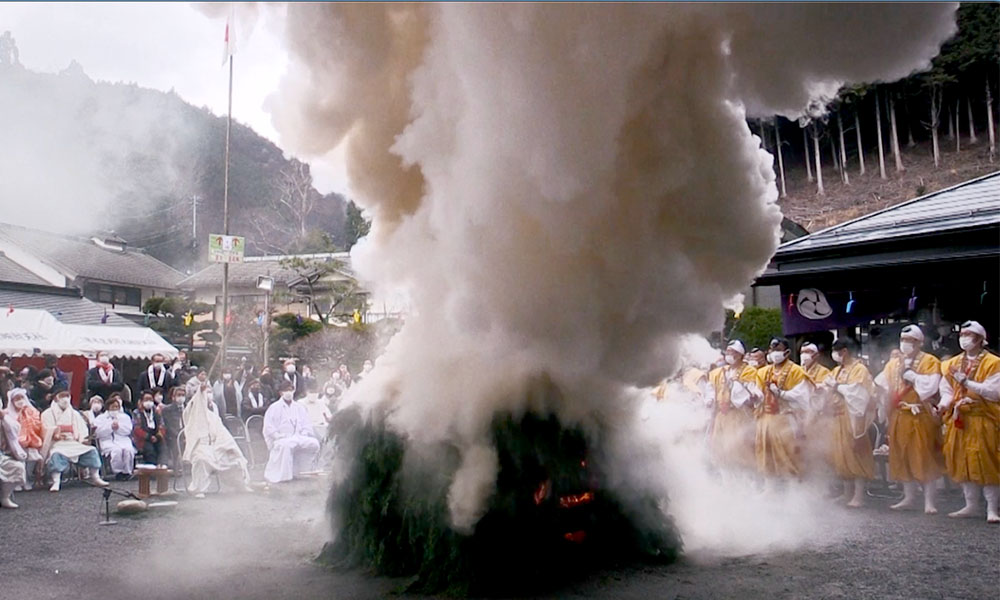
[244,415,266,470]
[224,415,255,468]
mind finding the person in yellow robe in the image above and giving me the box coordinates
[822,339,876,507]
[799,343,835,479]
[874,324,943,514]
[707,340,762,472]
[937,320,1000,523]
[756,338,811,479]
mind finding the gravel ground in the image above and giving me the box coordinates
[1,476,997,600]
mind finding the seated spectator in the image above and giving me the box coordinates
[262,382,320,484]
[337,364,353,389]
[81,396,104,428]
[94,394,136,481]
[301,364,317,392]
[0,403,27,508]
[185,369,210,400]
[159,387,185,471]
[301,391,333,441]
[182,388,251,498]
[30,369,56,411]
[241,378,272,418]
[356,359,374,382]
[9,388,43,489]
[213,367,243,419]
[41,388,107,491]
[133,391,166,467]
[86,351,125,407]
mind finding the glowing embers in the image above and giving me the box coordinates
[559,491,595,509]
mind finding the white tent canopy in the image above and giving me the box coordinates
[0,309,177,359]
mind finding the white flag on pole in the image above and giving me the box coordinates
[222,8,236,66]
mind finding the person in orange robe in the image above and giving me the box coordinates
[822,339,876,507]
[799,343,834,480]
[707,340,762,472]
[756,338,811,479]
[8,388,44,489]
[874,324,943,514]
[937,320,1000,524]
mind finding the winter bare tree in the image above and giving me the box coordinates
[274,161,317,238]
[773,119,787,198]
[837,111,850,184]
[987,79,996,162]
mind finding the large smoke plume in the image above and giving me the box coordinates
[269,3,957,550]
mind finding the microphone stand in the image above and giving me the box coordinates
[97,485,141,526]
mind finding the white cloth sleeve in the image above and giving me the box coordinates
[965,373,1000,402]
[837,382,871,418]
[874,370,889,392]
[117,415,133,437]
[910,372,941,402]
[782,380,812,414]
[729,381,751,408]
[938,376,956,408]
[700,381,715,408]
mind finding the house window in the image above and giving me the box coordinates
[84,283,142,307]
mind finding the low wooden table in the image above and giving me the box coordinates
[134,466,173,498]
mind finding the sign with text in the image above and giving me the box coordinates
[208,234,245,263]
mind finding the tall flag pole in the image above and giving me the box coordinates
[221,8,235,371]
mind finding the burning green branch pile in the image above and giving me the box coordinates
[320,409,680,595]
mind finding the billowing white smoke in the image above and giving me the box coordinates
[269,4,956,543]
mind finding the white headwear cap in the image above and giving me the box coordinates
[900,324,925,343]
[960,320,987,340]
[726,340,746,355]
[800,343,819,355]
[7,388,27,403]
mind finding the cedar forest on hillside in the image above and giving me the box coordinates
[760,4,999,231]
[0,4,997,275]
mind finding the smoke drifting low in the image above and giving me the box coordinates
[270,3,957,554]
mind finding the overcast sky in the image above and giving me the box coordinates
[0,2,349,194]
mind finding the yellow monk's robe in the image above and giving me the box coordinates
[802,362,834,467]
[875,352,944,483]
[939,351,1000,486]
[829,360,876,480]
[756,361,810,477]
[708,364,760,471]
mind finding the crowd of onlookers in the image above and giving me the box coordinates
[0,350,373,508]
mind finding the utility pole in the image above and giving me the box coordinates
[221,53,233,372]
[191,195,199,248]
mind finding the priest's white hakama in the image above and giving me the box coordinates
[263,399,320,483]
[182,390,250,494]
[93,411,137,476]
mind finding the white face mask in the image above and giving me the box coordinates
[175,396,185,404]
[326,388,336,396]
[724,354,736,365]
[13,399,26,410]
[56,397,70,409]
[801,352,815,365]
[831,351,844,364]
[768,351,787,365]
[281,391,294,402]
[899,341,916,355]
[92,404,103,413]
[109,408,120,415]
[959,335,977,352]
[98,356,109,365]
[285,365,296,374]
[223,374,232,381]
[143,401,154,410]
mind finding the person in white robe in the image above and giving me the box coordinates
[0,404,28,508]
[41,389,108,492]
[263,383,320,483]
[93,395,137,479]
[182,388,251,497]
[302,391,334,441]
